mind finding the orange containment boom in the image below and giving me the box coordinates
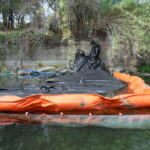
[113,72,150,94]
[0,72,149,115]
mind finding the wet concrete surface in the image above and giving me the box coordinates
[41,70,126,96]
[0,70,126,97]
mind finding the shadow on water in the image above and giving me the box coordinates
[0,75,45,97]
[0,124,150,150]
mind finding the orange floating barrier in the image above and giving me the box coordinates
[0,72,149,115]
[113,72,150,94]
[0,94,114,114]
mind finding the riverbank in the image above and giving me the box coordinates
[0,64,149,84]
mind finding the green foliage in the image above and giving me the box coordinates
[37,62,44,68]
[104,0,150,67]
[50,32,62,39]
[57,0,72,40]
[98,0,115,16]
[0,0,149,69]
[138,65,150,73]
[0,0,21,29]
[0,30,26,51]
[138,65,150,84]
[55,0,150,68]
[0,48,6,61]
[141,76,150,84]
[0,29,63,62]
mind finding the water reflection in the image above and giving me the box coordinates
[0,75,45,97]
[1,114,150,129]
[0,124,150,150]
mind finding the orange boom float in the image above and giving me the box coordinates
[0,72,149,115]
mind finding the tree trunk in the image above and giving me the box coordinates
[8,8,14,29]
[2,10,8,30]
[20,16,25,28]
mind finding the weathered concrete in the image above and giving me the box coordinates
[2,45,69,66]
[4,60,67,66]
[0,41,109,67]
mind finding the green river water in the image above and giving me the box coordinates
[1,125,150,150]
